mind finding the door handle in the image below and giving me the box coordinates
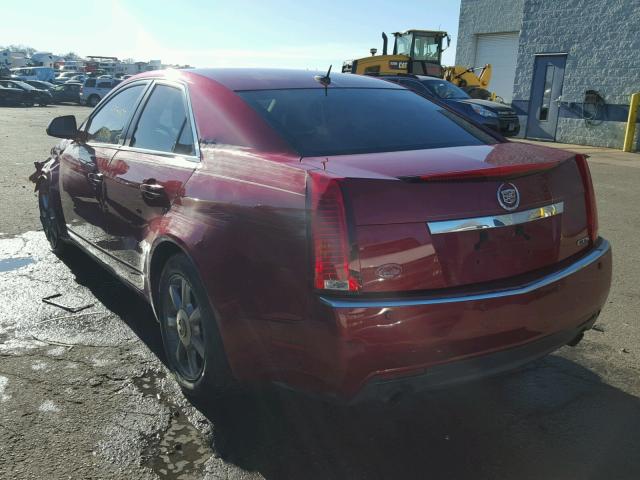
[87,172,104,185]
[140,182,165,199]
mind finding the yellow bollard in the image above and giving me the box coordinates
[623,93,639,152]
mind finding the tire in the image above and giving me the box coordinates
[158,253,235,400]
[88,95,100,107]
[38,187,66,255]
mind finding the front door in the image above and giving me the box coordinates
[526,55,567,140]
[59,83,148,246]
[101,81,199,280]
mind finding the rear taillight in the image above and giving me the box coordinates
[310,174,359,292]
[575,154,598,243]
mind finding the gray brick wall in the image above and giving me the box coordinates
[512,0,640,148]
[458,0,640,149]
[455,0,525,66]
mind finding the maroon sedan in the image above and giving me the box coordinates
[34,68,611,403]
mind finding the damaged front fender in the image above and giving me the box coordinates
[29,139,71,193]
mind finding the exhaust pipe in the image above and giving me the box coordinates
[382,32,388,55]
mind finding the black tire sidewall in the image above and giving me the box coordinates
[158,253,234,398]
[38,188,66,254]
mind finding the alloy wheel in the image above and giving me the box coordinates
[164,274,206,381]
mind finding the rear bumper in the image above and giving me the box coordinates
[311,238,612,402]
[350,313,598,404]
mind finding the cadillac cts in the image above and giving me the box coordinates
[34,69,612,403]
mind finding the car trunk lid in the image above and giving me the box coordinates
[304,143,592,293]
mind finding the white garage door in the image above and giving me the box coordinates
[475,33,519,103]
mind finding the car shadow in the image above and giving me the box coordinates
[59,243,640,480]
[58,242,167,362]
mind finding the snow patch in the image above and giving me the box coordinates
[0,376,11,402]
[39,399,60,413]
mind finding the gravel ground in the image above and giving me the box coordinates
[1,105,639,479]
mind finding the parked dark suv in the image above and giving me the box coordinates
[381,74,520,137]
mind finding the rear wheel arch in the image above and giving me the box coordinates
[148,237,217,322]
[149,239,185,321]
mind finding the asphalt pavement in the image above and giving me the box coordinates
[1,105,639,480]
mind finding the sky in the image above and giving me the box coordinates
[0,0,461,70]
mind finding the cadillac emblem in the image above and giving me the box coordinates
[497,182,520,211]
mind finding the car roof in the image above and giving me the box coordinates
[186,68,404,91]
[380,74,442,82]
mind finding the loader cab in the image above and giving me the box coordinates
[393,30,449,74]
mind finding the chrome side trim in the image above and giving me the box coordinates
[319,239,610,309]
[427,202,564,235]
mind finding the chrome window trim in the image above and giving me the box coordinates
[427,202,564,235]
[319,239,610,309]
[116,144,200,163]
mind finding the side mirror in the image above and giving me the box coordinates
[46,115,78,139]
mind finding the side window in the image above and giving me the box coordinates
[86,85,145,144]
[130,84,195,155]
[97,81,111,89]
[85,79,96,88]
[400,79,429,95]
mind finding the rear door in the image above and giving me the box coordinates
[102,81,199,275]
[59,82,148,247]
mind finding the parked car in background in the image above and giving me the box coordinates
[57,64,81,73]
[0,79,52,106]
[24,80,56,92]
[66,74,87,84]
[381,74,521,137]
[10,66,55,82]
[53,71,81,85]
[35,69,611,404]
[79,77,119,106]
[0,84,28,106]
[51,82,82,104]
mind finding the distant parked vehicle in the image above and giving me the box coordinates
[53,71,80,85]
[10,66,55,82]
[66,74,87,84]
[381,74,521,137]
[24,80,56,92]
[0,84,27,106]
[0,79,52,106]
[79,77,119,107]
[51,82,82,104]
[57,64,81,73]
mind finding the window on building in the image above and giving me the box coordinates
[539,64,555,121]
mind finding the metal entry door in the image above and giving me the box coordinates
[526,55,567,140]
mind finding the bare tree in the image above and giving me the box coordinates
[61,51,82,60]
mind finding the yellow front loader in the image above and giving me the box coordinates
[343,29,497,100]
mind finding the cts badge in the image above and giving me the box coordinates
[497,182,520,211]
[376,263,403,279]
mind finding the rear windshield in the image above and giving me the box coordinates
[238,88,497,156]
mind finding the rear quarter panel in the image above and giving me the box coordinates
[171,146,316,381]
